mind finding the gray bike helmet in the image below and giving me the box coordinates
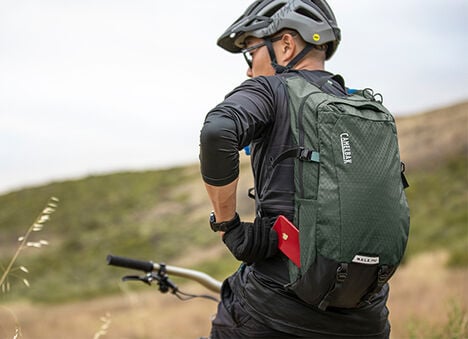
[218,0,341,60]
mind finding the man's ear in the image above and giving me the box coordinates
[281,33,297,63]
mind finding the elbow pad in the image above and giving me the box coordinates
[199,115,240,186]
[222,216,278,264]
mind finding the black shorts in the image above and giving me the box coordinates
[210,277,294,338]
[209,265,390,339]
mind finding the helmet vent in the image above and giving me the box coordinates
[245,1,263,16]
[263,3,285,18]
[309,0,337,21]
[295,7,323,23]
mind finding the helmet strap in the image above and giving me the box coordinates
[264,39,281,71]
[265,39,314,74]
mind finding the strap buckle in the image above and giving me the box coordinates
[336,263,348,282]
[377,265,391,285]
[298,147,320,163]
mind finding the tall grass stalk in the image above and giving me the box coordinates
[93,312,112,339]
[0,306,22,338]
[0,197,58,292]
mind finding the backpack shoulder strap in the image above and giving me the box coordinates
[272,74,329,167]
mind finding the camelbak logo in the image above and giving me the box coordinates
[352,255,380,265]
[340,133,352,164]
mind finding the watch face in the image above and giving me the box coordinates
[209,211,216,224]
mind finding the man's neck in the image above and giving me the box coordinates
[293,58,325,71]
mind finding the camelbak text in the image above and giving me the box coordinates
[340,133,352,164]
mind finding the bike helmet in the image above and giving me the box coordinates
[218,0,341,60]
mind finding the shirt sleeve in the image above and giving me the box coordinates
[199,77,277,186]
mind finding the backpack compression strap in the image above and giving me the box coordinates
[272,147,320,167]
[273,148,409,189]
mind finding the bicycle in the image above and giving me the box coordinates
[106,254,222,303]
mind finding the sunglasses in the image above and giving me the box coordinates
[241,34,285,68]
[241,32,297,68]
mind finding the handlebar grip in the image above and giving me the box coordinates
[107,254,155,272]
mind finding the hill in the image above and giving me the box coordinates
[395,101,468,265]
[396,100,468,170]
[0,101,466,338]
[0,100,466,304]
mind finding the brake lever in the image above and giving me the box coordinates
[119,263,180,296]
[122,273,154,286]
[114,261,219,302]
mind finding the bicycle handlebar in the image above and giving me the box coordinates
[107,254,222,294]
[107,254,155,272]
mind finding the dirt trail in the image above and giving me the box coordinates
[0,251,466,339]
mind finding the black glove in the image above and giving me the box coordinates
[222,216,278,264]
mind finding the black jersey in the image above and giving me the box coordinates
[201,70,346,219]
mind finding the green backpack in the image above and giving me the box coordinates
[276,74,410,310]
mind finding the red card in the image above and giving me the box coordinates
[273,215,301,267]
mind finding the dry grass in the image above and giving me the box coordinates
[0,197,58,339]
[0,285,217,339]
[388,251,467,338]
[0,250,465,339]
[0,197,58,293]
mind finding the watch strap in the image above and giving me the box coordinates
[210,212,240,232]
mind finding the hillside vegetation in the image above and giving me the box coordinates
[0,101,467,304]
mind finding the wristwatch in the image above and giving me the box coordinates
[209,211,240,232]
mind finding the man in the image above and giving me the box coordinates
[199,0,391,337]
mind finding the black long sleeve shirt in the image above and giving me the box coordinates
[200,70,346,219]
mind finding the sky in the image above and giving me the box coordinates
[1,0,467,194]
